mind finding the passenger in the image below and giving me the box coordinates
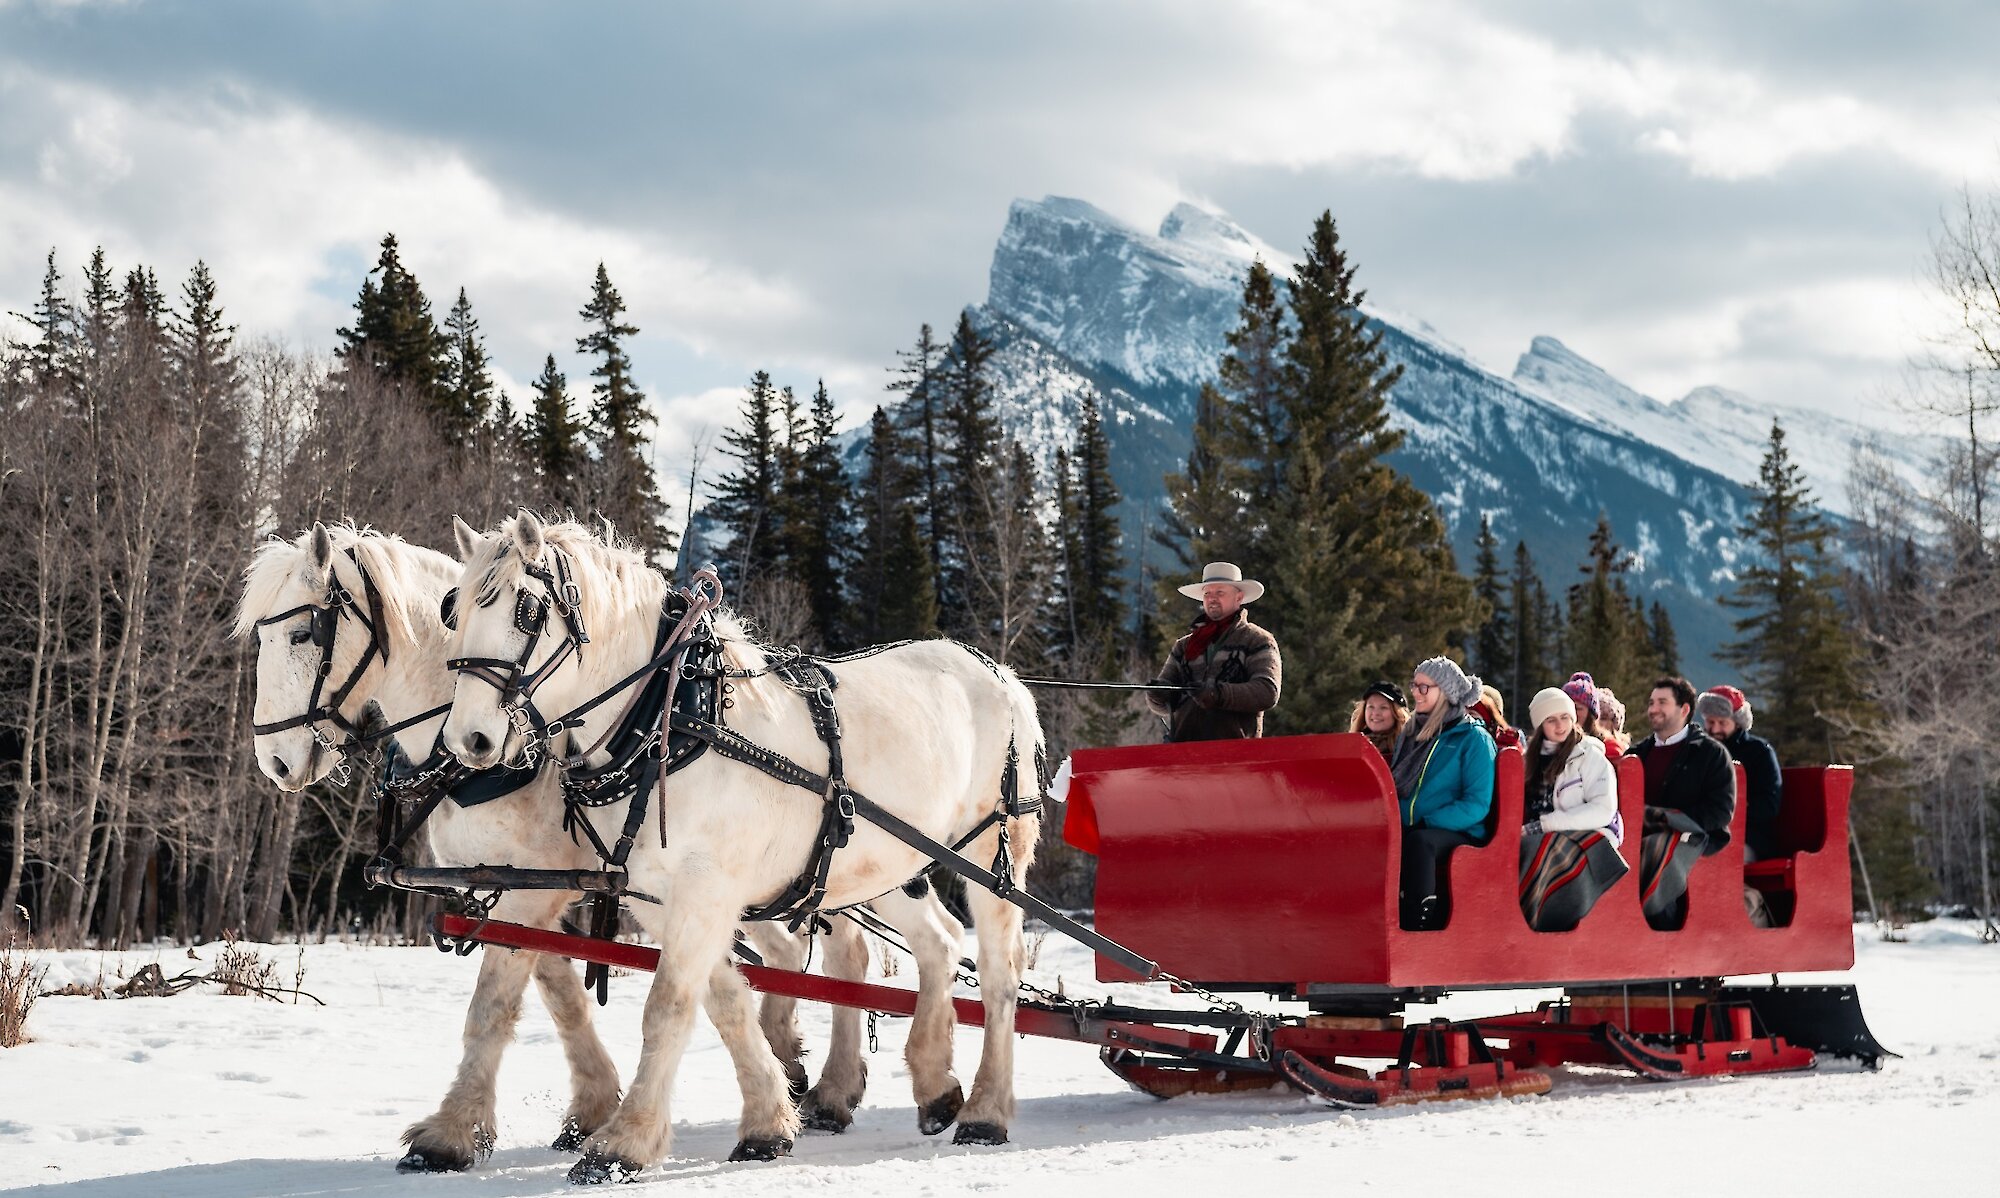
[1562,671,1622,757]
[1145,562,1282,742]
[1518,688,1629,931]
[1388,657,1497,931]
[1695,685,1783,862]
[1595,686,1633,754]
[1629,675,1738,930]
[1471,684,1521,750]
[1348,681,1409,763]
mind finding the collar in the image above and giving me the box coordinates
[1656,722,1690,747]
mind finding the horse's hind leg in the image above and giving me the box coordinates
[799,913,872,1132]
[399,889,568,1172]
[740,922,810,1103]
[530,938,622,1151]
[870,886,967,1135]
[953,820,1038,1146]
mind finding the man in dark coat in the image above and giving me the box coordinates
[1629,675,1738,929]
[1697,685,1784,861]
[1145,563,1282,742]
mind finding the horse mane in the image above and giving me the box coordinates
[347,532,458,651]
[234,523,457,651]
[469,514,669,640]
[233,521,370,638]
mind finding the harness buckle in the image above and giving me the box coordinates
[317,659,333,678]
[560,582,583,613]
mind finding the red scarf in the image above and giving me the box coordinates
[1182,611,1239,662]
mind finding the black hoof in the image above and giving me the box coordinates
[917,1083,965,1136]
[568,1150,643,1185]
[728,1136,794,1162]
[550,1119,589,1153]
[785,1059,810,1106]
[799,1096,853,1134]
[396,1147,472,1173]
[953,1121,1008,1147]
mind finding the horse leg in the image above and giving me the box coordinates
[799,914,872,1132]
[531,941,623,1152]
[703,953,804,1161]
[570,897,787,1183]
[869,888,966,1135]
[399,889,566,1172]
[953,821,1038,1146]
[740,922,810,1104]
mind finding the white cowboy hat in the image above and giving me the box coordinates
[1178,562,1265,604]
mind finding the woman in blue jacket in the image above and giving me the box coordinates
[1388,656,1497,930]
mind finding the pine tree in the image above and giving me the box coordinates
[336,233,447,406]
[170,262,235,402]
[439,287,495,446]
[21,249,73,387]
[1564,513,1647,700]
[1156,382,1247,586]
[1260,211,1477,730]
[576,263,667,555]
[1219,257,1290,516]
[854,405,936,642]
[1722,420,1864,761]
[1648,600,1680,674]
[522,354,589,512]
[786,381,852,646]
[888,323,945,580]
[1472,514,1510,681]
[708,370,784,588]
[1060,393,1124,652]
[81,247,117,352]
[936,311,1001,639]
[1507,541,1560,719]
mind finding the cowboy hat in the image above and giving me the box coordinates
[1178,562,1265,604]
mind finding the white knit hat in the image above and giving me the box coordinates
[1528,687,1574,731]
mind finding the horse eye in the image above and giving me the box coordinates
[439,588,460,631]
[289,628,313,646]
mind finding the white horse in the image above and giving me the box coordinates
[236,525,813,1169]
[440,513,1041,1183]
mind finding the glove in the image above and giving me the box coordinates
[1522,817,1543,837]
[1195,683,1221,710]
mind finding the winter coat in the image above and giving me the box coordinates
[1389,712,1497,838]
[1526,735,1622,847]
[1148,611,1282,742]
[1721,728,1784,859]
[1629,723,1739,855]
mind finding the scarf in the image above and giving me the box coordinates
[1181,610,1239,663]
[1390,709,1463,805]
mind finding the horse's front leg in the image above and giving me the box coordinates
[954,820,1038,1146]
[569,896,765,1184]
[871,887,967,1135]
[799,913,873,1132]
[531,942,623,1152]
[400,889,569,1172]
[704,951,805,1160]
[740,922,810,1103]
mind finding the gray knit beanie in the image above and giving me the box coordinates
[1413,656,1481,709]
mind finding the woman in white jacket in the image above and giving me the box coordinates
[1518,687,1630,931]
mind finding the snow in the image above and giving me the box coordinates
[2,922,1992,1195]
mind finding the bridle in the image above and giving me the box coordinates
[251,547,392,783]
[443,546,593,767]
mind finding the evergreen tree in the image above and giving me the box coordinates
[1722,420,1864,761]
[439,287,495,446]
[1054,393,1124,654]
[1156,382,1247,586]
[853,405,936,641]
[522,354,589,512]
[576,263,667,555]
[81,247,117,352]
[1472,514,1510,681]
[786,381,852,646]
[936,311,1001,639]
[708,370,784,588]
[1648,599,1680,674]
[1218,257,1290,517]
[170,261,236,403]
[21,249,73,387]
[119,266,168,352]
[1506,540,1560,719]
[337,233,447,405]
[888,323,945,580]
[1564,513,1648,699]
[1260,211,1476,730]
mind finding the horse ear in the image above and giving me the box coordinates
[452,514,481,562]
[513,510,546,563]
[308,522,334,581]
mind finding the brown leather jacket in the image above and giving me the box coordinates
[1147,612,1283,741]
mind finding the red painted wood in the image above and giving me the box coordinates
[1066,734,1855,991]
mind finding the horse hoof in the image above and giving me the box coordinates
[953,1121,1008,1147]
[550,1119,588,1153]
[728,1136,794,1162]
[396,1147,471,1173]
[799,1098,853,1134]
[568,1150,642,1185]
[917,1084,964,1136]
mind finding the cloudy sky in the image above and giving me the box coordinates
[3,0,1994,479]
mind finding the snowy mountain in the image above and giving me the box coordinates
[1511,336,1942,518]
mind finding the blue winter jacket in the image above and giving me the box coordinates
[1389,715,1498,837]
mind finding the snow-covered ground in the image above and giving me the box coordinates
[3,922,1992,1195]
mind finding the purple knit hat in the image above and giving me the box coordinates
[1562,671,1599,717]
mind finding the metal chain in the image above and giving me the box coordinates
[1154,970,1278,1060]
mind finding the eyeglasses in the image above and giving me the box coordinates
[1409,682,1437,696]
